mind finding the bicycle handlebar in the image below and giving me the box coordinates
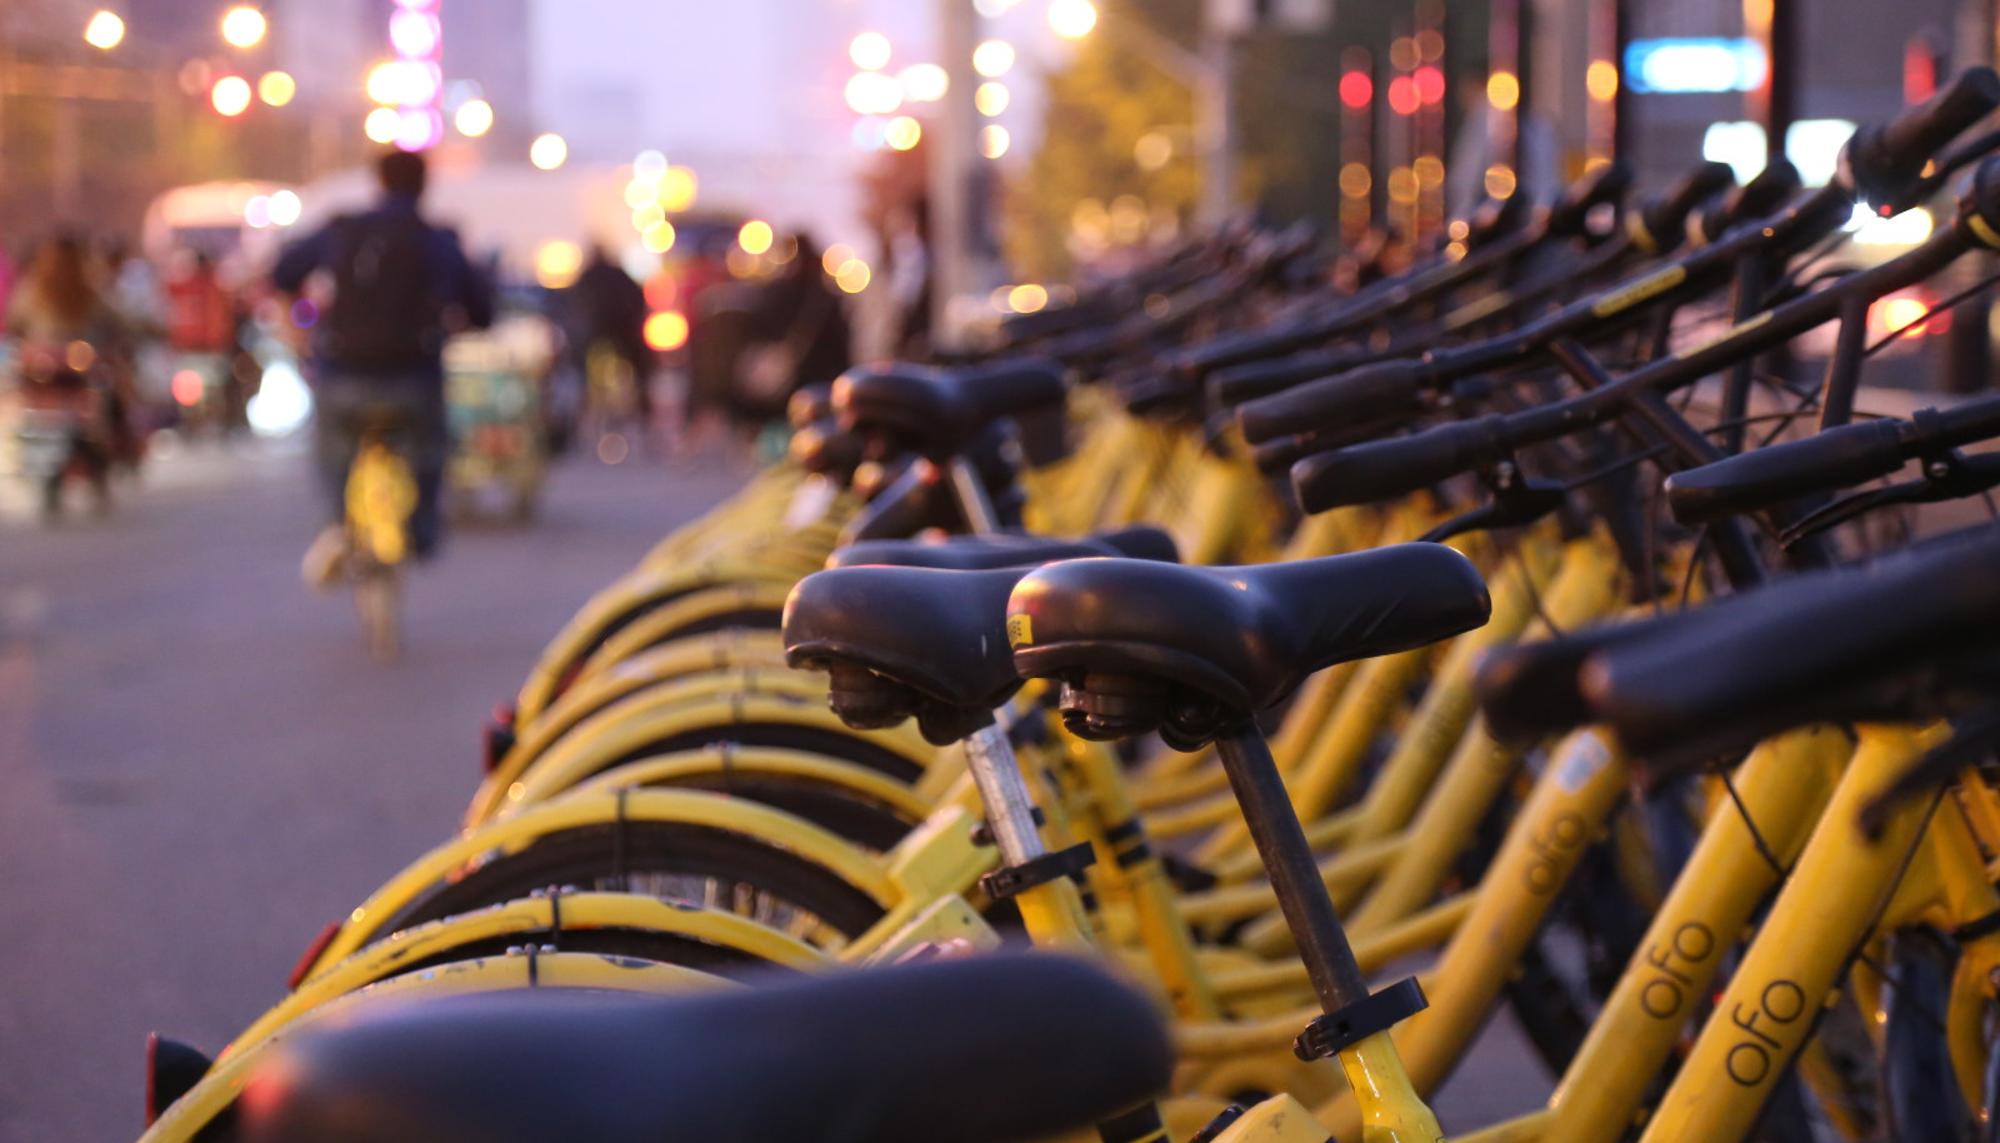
[1635,162,1738,251]
[1291,415,1511,511]
[1665,392,2000,524]
[1237,358,1437,445]
[1845,67,2000,211]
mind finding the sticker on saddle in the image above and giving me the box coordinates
[1006,614,1033,647]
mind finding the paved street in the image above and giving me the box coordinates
[0,438,752,1141]
[0,436,1547,1141]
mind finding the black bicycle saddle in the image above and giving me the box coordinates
[833,359,1065,461]
[1009,545,1490,747]
[785,565,1030,743]
[828,526,1179,571]
[239,953,1172,1143]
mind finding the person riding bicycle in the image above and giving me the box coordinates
[273,149,493,586]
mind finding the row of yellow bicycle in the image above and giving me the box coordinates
[145,69,2000,1143]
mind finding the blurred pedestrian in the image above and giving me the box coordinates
[564,244,656,433]
[738,231,850,426]
[164,251,242,435]
[272,148,493,585]
[885,202,933,356]
[6,233,128,494]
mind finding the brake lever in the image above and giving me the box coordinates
[1778,450,2000,548]
[1418,461,1568,543]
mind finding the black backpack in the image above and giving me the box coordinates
[322,211,439,371]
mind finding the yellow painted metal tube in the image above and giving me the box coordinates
[1177,833,1407,928]
[223,892,822,1059]
[570,580,795,688]
[1196,646,1431,866]
[478,688,936,825]
[1212,893,1474,1003]
[1340,537,1566,851]
[143,952,718,1143]
[310,789,902,978]
[1544,724,1848,1141]
[473,667,837,824]
[1639,724,1943,1143]
[515,557,810,722]
[1318,729,1632,1139]
[1349,538,1627,931]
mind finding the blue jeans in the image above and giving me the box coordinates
[313,374,448,558]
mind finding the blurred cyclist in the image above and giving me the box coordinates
[273,149,492,586]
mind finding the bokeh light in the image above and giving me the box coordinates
[849,32,892,71]
[220,6,267,50]
[642,220,677,253]
[388,9,441,58]
[211,76,253,117]
[885,116,923,151]
[83,11,126,50]
[973,40,1016,78]
[364,106,401,143]
[1487,71,1520,111]
[268,189,303,226]
[899,64,949,102]
[978,124,1011,159]
[529,133,568,171]
[453,98,494,137]
[737,219,774,256]
[257,71,296,107]
[535,240,583,289]
[1048,0,1098,39]
[975,81,1010,117]
[1007,283,1049,314]
[834,259,872,294]
[844,71,902,116]
[643,311,690,352]
[659,166,699,212]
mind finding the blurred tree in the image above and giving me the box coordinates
[1007,0,1202,282]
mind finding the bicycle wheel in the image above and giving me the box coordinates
[379,821,887,953]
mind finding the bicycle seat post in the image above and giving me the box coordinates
[948,456,1004,534]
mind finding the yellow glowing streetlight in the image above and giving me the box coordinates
[885,116,923,151]
[849,32,892,71]
[974,81,1010,117]
[211,75,253,117]
[454,98,494,138]
[978,124,1011,159]
[738,219,775,256]
[257,70,296,107]
[898,64,949,103]
[535,241,583,289]
[220,5,268,50]
[1048,0,1098,40]
[973,39,1016,78]
[642,221,678,254]
[834,259,872,294]
[364,106,400,144]
[83,10,125,50]
[529,133,568,171]
[659,166,699,212]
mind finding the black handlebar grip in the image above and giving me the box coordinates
[1290,415,1509,513]
[1466,193,1531,248]
[1545,160,1634,237]
[1848,67,2000,208]
[1662,419,1909,526]
[1696,159,1802,243]
[1236,358,1432,446]
[1209,348,1374,407]
[1637,161,1737,251]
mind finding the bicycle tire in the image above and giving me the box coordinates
[376,821,887,952]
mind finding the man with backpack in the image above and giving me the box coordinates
[273,149,493,585]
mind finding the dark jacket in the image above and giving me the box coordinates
[272,194,493,382]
